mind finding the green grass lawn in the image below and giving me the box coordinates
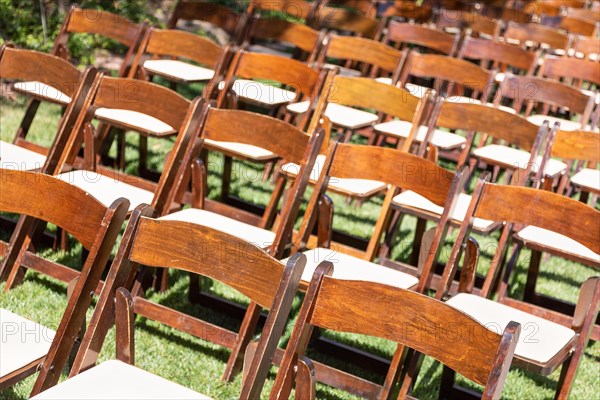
[1,99,599,400]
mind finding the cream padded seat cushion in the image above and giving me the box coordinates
[222,79,296,106]
[286,102,378,129]
[527,114,582,132]
[373,120,466,150]
[282,248,419,288]
[13,81,71,104]
[143,59,215,82]
[203,139,277,161]
[571,168,600,192]
[516,225,600,264]
[57,170,154,212]
[95,108,177,136]
[30,360,210,399]
[281,155,387,198]
[0,309,55,379]
[159,208,276,249]
[392,191,495,231]
[473,144,567,177]
[446,293,576,364]
[0,141,47,171]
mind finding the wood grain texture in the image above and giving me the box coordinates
[540,55,600,86]
[167,0,242,35]
[93,76,191,130]
[310,277,505,386]
[314,6,381,38]
[330,143,454,206]
[330,76,420,121]
[0,47,81,96]
[323,35,403,73]
[551,129,600,162]
[386,21,457,55]
[129,218,284,309]
[145,28,224,67]
[249,18,321,53]
[459,36,537,73]
[0,169,107,249]
[475,183,600,254]
[203,108,310,164]
[67,8,140,46]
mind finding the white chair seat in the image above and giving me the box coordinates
[286,101,378,130]
[281,155,387,198]
[0,141,47,171]
[13,81,71,105]
[203,139,277,161]
[0,309,55,379]
[159,208,276,249]
[571,168,600,193]
[57,170,154,212]
[143,59,215,83]
[515,225,600,264]
[392,190,495,231]
[374,76,393,85]
[446,293,576,364]
[473,144,567,177]
[30,360,210,400]
[373,120,466,150]
[282,248,419,288]
[526,114,582,131]
[221,79,296,106]
[95,108,177,137]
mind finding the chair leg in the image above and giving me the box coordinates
[0,215,37,286]
[555,352,581,400]
[13,98,41,142]
[523,249,542,303]
[222,301,261,382]
[378,210,404,261]
[138,135,149,177]
[378,344,407,400]
[439,365,457,400]
[408,218,427,266]
[221,156,233,202]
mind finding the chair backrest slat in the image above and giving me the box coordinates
[474,183,600,254]
[551,129,600,162]
[145,29,224,67]
[129,218,284,309]
[66,8,141,47]
[322,34,403,74]
[310,276,505,386]
[386,21,457,55]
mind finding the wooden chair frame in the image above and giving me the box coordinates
[32,206,307,398]
[128,27,231,95]
[383,20,459,56]
[167,0,249,45]
[0,169,128,390]
[247,0,320,23]
[311,4,384,39]
[269,263,520,400]
[503,21,572,53]
[435,180,600,400]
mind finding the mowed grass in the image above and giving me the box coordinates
[0,98,599,400]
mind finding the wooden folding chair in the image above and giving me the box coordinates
[167,0,249,45]
[556,15,600,36]
[503,21,572,55]
[322,0,379,17]
[495,73,595,133]
[269,263,520,400]
[537,55,600,129]
[128,28,231,96]
[571,34,600,60]
[247,0,319,22]
[0,169,128,389]
[567,6,600,23]
[88,74,193,177]
[311,4,384,39]
[0,46,96,173]
[30,208,307,398]
[395,51,496,103]
[548,129,600,199]
[275,142,470,399]
[378,1,434,23]
[381,102,550,273]
[437,181,600,400]
[157,105,326,260]
[383,20,459,56]
[283,76,433,204]
[457,35,539,84]
[213,50,323,129]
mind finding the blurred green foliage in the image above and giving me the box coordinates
[0,0,158,65]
